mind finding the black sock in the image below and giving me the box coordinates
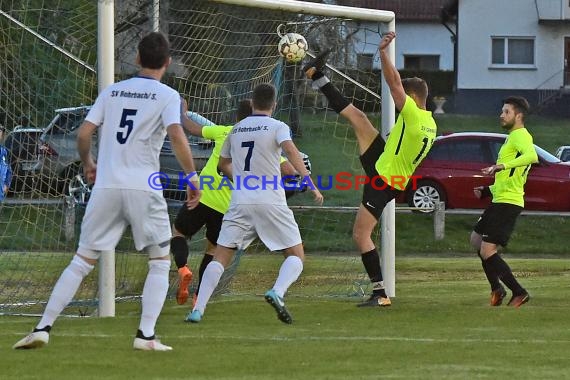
[479,251,501,291]
[196,253,214,295]
[361,249,386,297]
[486,254,525,295]
[320,82,351,113]
[33,325,51,333]
[136,329,155,340]
[171,236,189,269]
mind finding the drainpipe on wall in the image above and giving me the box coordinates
[440,2,458,93]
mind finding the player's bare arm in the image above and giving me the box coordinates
[77,120,98,184]
[280,160,296,177]
[379,31,406,111]
[281,141,309,178]
[167,123,201,208]
[180,97,204,137]
[281,140,323,204]
[307,175,324,205]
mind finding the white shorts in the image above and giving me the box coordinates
[217,204,302,251]
[78,188,171,254]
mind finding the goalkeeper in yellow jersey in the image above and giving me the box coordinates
[471,96,537,308]
[304,31,437,307]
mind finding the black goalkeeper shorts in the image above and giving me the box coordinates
[174,202,224,245]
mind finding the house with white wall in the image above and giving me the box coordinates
[336,0,570,116]
[339,0,455,71]
[453,0,570,115]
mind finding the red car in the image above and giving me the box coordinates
[398,132,570,211]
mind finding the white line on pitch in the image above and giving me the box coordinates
[3,331,570,345]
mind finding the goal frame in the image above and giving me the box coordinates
[96,0,396,317]
[210,0,398,298]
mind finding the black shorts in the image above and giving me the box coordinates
[174,202,224,245]
[359,134,402,219]
[473,203,523,247]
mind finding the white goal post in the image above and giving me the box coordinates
[98,0,116,317]
[95,0,396,317]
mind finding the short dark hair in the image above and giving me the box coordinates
[402,77,428,100]
[236,99,252,122]
[503,96,530,115]
[138,32,170,69]
[252,83,276,111]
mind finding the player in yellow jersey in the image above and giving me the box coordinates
[471,96,537,308]
[304,31,437,307]
[173,99,304,306]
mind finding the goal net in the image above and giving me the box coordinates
[0,0,394,316]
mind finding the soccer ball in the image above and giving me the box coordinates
[278,33,308,63]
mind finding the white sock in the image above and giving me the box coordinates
[272,256,303,298]
[37,255,94,330]
[193,260,224,314]
[311,75,330,90]
[139,260,170,338]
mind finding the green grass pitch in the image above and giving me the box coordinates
[2,256,570,379]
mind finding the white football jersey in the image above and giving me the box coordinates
[220,114,291,205]
[85,76,181,191]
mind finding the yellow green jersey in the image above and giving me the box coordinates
[491,127,538,207]
[375,95,437,190]
[199,125,289,214]
[199,125,233,214]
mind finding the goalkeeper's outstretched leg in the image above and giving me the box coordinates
[303,50,381,156]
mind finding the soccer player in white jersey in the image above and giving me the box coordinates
[173,99,305,308]
[187,83,323,324]
[13,32,201,351]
